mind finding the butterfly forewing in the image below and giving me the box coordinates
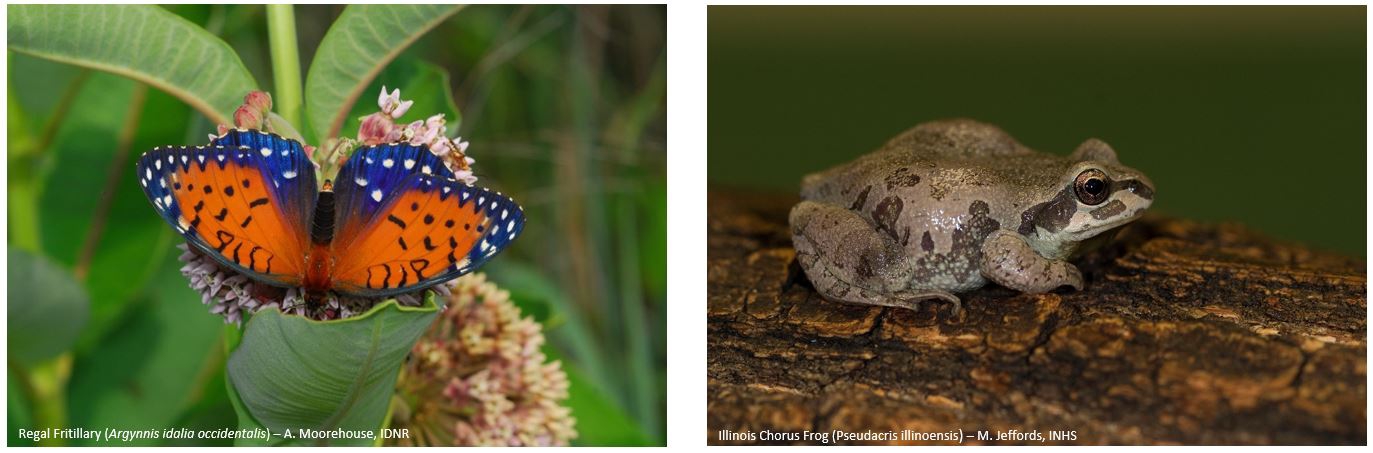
[136,130,318,288]
[328,146,524,297]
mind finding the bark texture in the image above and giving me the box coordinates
[707,192,1366,445]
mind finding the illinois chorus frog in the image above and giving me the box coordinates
[790,119,1154,312]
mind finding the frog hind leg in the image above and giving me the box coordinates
[789,200,961,313]
[978,230,1084,293]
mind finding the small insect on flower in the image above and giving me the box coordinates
[137,91,523,322]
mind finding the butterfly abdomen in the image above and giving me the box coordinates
[303,191,337,301]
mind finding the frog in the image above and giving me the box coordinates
[789,118,1154,313]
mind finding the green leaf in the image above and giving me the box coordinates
[339,57,463,141]
[7,4,258,124]
[7,248,89,366]
[225,366,270,447]
[304,4,461,140]
[33,73,193,351]
[227,297,439,446]
[65,254,225,446]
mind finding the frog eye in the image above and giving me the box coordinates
[1074,169,1110,205]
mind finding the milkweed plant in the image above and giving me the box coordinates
[8,4,580,446]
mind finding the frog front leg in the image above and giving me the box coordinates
[790,200,960,312]
[978,230,1084,293]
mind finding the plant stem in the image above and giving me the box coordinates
[16,357,72,446]
[74,83,147,280]
[266,4,303,129]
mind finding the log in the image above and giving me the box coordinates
[707,191,1366,445]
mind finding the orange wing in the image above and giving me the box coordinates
[325,144,524,297]
[137,131,317,287]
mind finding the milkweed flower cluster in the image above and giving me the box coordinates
[388,274,576,446]
[177,244,438,324]
[356,86,477,184]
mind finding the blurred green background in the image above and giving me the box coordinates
[9,4,665,446]
[709,6,1365,257]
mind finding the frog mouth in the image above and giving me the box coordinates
[1067,203,1148,237]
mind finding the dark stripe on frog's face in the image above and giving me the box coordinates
[1017,186,1076,236]
[1114,179,1154,200]
[1089,200,1126,220]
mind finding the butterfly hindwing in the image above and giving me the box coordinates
[331,142,457,242]
[328,146,523,297]
[136,130,318,287]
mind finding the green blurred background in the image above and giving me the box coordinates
[709,6,1365,257]
[9,4,665,446]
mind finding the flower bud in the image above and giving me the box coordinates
[357,113,395,145]
[244,91,273,113]
[233,105,263,129]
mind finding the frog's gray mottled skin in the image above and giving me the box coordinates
[789,119,1155,313]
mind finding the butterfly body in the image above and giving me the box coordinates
[137,129,524,308]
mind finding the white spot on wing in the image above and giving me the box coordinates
[218,154,226,162]
[404,159,415,169]
[162,195,172,206]
[260,147,273,157]
[422,165,432,174]
[145,169,152,179]
[198,155,205,164]
[181,155,188,164]
[383,158,394,168]
[371,189,383,202]
[501,209,508,220]
[366,157,374,164]
[508,220,515,231]
[355,177,368,187]
[155,160,162,170]
[283,170,297,179]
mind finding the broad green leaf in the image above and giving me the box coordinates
[7,248,89,366]
[7,4,258,124]
[65,255,225,446]
[304,4,461,141]
[34,73,193,351]
[339,57,463,141]
[225,365,270,447]
[227,297,439,446]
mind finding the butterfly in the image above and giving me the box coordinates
[136,129,524,304]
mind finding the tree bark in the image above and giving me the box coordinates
[707,191,1366,445]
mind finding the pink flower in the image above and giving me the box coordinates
[387,275,576,446]
[378,86,413,119]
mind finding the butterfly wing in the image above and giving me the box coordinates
[328,144,524,297]
[136,130,317,287]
